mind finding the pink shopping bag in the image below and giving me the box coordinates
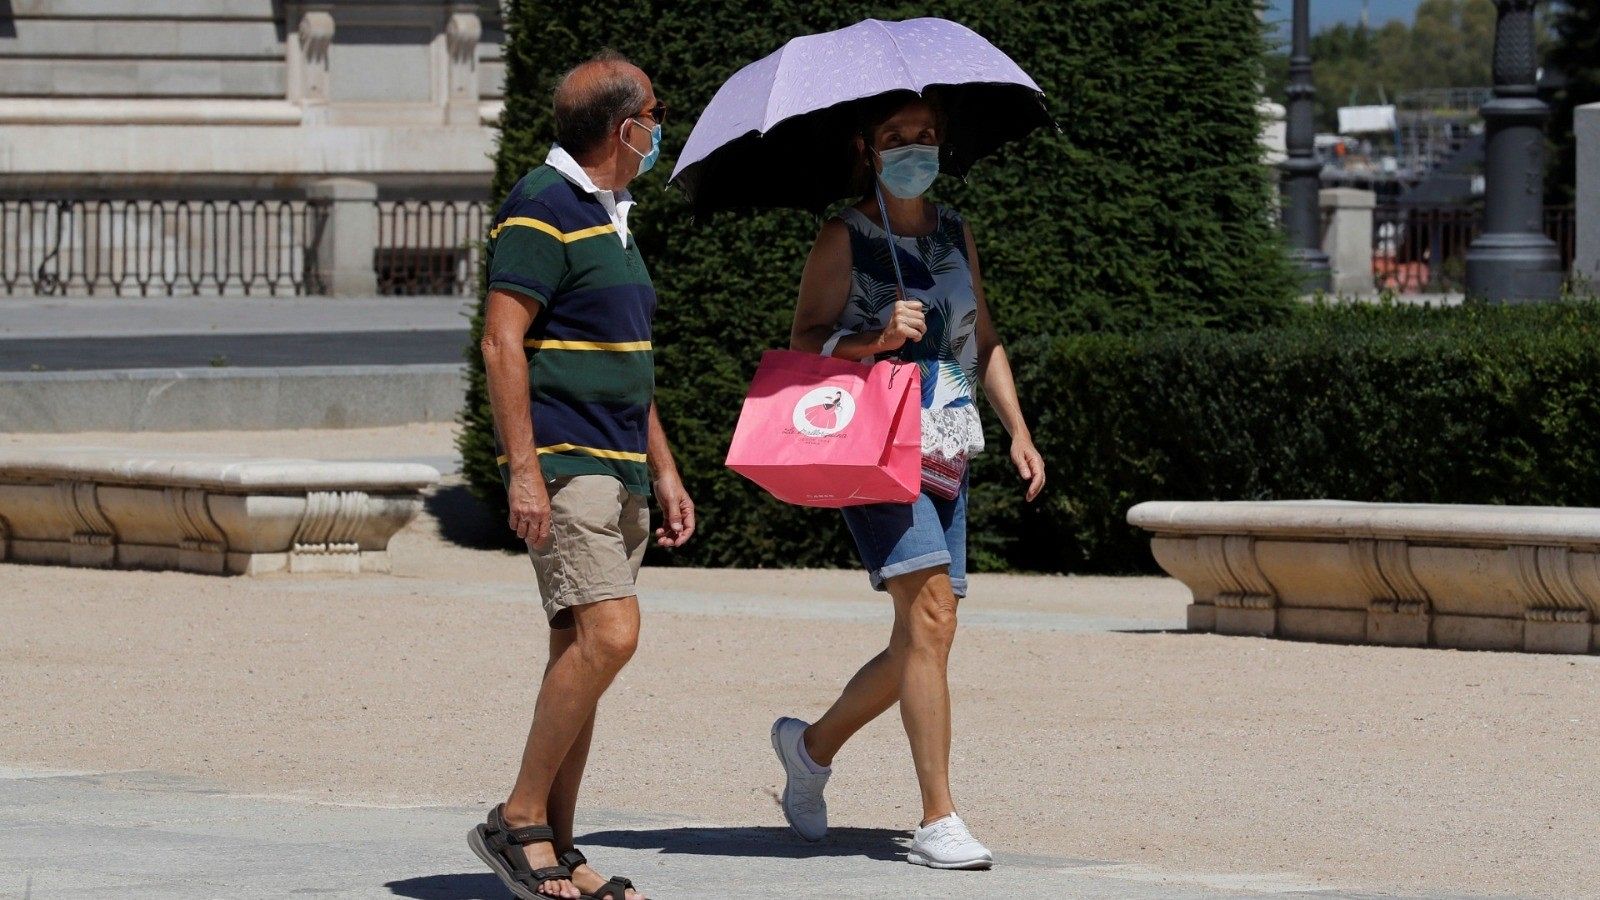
[725,349,921,508]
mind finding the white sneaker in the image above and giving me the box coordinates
[770,716,830,841]
[907,813,994,869]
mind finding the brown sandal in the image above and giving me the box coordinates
[467,804,573,900]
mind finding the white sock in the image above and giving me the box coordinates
[795,732,830,774]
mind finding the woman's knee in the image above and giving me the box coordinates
[895,574,959,651]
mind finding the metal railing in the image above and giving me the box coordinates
[374,200,487,296]
[1372,204,1577,294]
[1,199,326,296]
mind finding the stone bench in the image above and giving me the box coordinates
[1127,500,1600,654]
[0,448,439,576]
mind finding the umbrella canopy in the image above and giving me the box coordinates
[670,17,1053,217]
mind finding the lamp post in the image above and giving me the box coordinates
[1464,0,1563,302]
[1282,0,1331,292]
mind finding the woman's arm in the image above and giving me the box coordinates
[791,218,924,360]
[964,223,1046,502]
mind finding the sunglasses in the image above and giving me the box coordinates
[639,101,668,126]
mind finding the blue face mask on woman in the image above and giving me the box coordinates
[875,144,941,199]
[623,117,662,177]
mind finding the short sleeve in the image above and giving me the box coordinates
[487,197,565,305]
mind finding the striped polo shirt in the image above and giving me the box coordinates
[486,150,657,495]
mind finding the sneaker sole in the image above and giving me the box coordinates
[906,851,994,870]
[770,718,825,842]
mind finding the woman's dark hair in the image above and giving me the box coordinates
[847,89,948,195]
[552,49,646,156]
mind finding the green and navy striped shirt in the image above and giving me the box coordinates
[487,153,656,495]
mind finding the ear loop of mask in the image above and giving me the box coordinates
[621,117,647,159]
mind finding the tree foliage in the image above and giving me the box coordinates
[1264,0,1496,132]
[1546,0,1600,205]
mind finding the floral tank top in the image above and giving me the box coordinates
[835,205,985,461]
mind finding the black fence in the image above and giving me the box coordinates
[374,200,487,296]
[0,199,327,296]
[1372,204,1578,294]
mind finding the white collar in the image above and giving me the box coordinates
[545,144,633,206]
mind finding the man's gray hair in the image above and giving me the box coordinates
[553,50,646,156]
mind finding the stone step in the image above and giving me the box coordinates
[0,364,466,432]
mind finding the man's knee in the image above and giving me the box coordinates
[573,597,640,669]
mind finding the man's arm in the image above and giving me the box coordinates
[647,401,695,548]
[480,287,553,546]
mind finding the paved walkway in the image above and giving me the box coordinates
[2,769,1400,899]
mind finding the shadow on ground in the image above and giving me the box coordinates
[385,829,905,898]
[578,825,907,861]
[425,483,523,552]
[386,873,504,900]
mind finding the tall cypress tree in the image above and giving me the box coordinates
[1546,0,1600,205]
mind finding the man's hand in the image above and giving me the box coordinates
[508,471,552,548]
[652,471,696,548]
[1011,437,1046,502]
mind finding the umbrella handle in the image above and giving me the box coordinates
[872,178,917,359]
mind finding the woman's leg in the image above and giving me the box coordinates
[884,567,959,825]
[800,610,910,766]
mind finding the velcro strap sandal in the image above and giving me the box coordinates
[557,848,637,900]
[467,804,573,900]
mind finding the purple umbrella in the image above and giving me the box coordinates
[669,17,1053,217]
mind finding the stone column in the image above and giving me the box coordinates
[1320,188,1376,294]
[1577,102,1600,292]
[289,6,336,117]
[307,179,379,297]
[1281,0,1332,292]
[1465,0,1563,302]
[444,4,483,126]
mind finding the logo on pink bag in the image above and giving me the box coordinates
[792,387,856,437]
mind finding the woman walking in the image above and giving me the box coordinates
[770,90,1045,870]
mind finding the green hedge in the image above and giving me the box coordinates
[460,0,1296,567]
[1005,301,1600,573]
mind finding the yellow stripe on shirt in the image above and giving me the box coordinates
[523,339,653,352]
[537,443,648,463]
[488,217,618,243]
[496,444,648,465]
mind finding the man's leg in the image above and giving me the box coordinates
[501,596,640,898]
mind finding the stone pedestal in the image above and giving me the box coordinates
[1319,188,1376,294]
[307,178,379,296]
[1577,102,1600,291]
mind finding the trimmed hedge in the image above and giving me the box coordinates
[460,0,1296,568]
[1006,301,1600,573]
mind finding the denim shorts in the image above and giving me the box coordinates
[839,480,968,598]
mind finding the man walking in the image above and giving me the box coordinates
[469,51,692,900]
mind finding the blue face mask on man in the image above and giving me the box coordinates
[623,116,661,177]
[875,144,941,199]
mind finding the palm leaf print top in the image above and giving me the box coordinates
[836,205,985,462]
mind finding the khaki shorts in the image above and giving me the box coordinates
[530,475,650,628]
